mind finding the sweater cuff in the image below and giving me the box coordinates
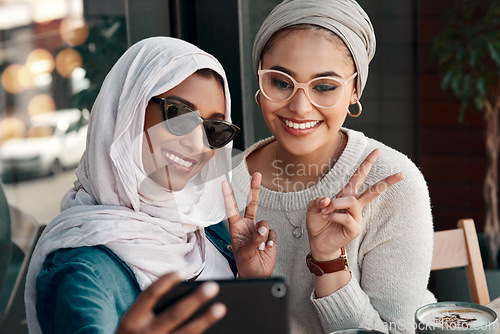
[311,273,371,327]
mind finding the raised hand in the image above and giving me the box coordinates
[116,272,226,334]
[306,149,405,260]
[222,172,277,277]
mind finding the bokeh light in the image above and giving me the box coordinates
[55,48,82,78]
[1,64,32,94]
[28,94,56,116]
[26,48,55,76]
[32,0,67,24]
[0,118,26,144]
[60,17,89,46]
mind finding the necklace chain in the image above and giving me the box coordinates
[274,131,344,238]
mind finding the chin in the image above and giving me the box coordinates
[279,135,319,153]
[144,169,183,191]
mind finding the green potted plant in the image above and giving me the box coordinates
[431,0,500,269]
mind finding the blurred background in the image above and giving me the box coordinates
[0,0,486,228]
[0,0,499,311]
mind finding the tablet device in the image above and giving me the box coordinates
[153,277,289,334]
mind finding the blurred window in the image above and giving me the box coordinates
[0,0,127,226]
[26,125,54,138]
[0,2,127,324]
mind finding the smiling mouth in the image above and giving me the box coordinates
[281,118,320,130]
[162,150,195,168]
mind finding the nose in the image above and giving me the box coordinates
[288,87,313,114]
[179,124,210,154]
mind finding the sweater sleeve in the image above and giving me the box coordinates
[311,158,435,333]
[36,246,141,334]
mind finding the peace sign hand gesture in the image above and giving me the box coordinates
[222,172,277,277]
[306,149,405,261]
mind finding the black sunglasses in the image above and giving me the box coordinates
[149,97,240,149]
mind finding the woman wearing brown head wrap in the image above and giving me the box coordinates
[226,0,436,332]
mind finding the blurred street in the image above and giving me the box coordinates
[2,169,76,225]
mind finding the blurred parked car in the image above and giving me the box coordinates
[0,109,88,183]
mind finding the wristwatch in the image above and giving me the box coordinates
[306,246,348,276]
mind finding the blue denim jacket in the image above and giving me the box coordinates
[205,221,237,275]
[36,222,235,333]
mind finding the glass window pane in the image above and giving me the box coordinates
[239,0,282,147]
[0,0,127,225]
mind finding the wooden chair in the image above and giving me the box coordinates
[431,218,490,305]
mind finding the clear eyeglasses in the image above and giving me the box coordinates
[257,69,357,109]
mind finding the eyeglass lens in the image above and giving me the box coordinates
[260,71,345,108]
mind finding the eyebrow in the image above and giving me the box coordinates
[166,95,225,120]
[166,96,196,109]
[269,65,342,79]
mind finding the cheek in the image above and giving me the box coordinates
[260,99,281,120]
[191,149,215,174]
[337,88,355,109]
[145,121,177,148]
[203,148,216,164]
[321,105,348,127]
[141,132,156,174]
[141,123,177,169]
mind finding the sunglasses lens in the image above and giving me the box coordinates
[165,104,200,135]
[204,121,238,148]
[159,99,238,148]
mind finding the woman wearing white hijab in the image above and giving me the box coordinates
[25,36,276,333]
[225,0,436,333]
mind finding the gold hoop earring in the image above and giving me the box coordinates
[347,99,362,117]
[255,89,261,106]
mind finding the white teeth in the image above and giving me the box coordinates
[164,152,193,168]
[283,119,319,129]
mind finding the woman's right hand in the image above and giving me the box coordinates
[116,272,226,334]
[222,172,277,277]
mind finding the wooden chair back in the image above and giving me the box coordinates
[431,218,490,305]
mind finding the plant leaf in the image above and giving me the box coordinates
[488,42,500,66]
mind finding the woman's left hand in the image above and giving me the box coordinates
[222,172,277,277]
[306,149,405,260]
[116,273,225,334]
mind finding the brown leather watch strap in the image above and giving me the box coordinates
[306,246,348,276]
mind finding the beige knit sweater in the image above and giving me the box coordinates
[230,128,436,333]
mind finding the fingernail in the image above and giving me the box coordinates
[257,226,267,236]
[258,242,265,250]
[322,214,329,219]
[211,303,227,318]
[321,208,327,213]
[267,240,274,247]
[202,282,219,297]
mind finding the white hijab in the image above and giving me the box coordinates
[25,37,233,333]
